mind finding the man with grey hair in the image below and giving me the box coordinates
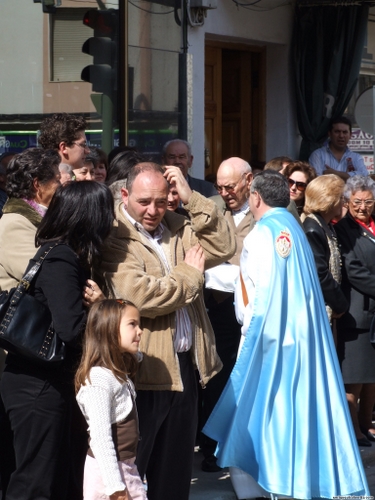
[162,139,217,197]
[58,163,73,184]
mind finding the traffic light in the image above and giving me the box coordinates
[42,0,56,13]
[33,0,57,13]
[81,9,119,99]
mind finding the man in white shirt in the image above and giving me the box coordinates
[308,116,368,179]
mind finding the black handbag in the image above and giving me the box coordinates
[0,243,66,366]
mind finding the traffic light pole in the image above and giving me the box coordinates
[119,0,128,146]
[81,8,119,153]
[178,0,189,142]
[102,94,114,154]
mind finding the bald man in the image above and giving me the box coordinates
[201,157,253,472]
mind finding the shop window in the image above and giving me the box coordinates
[51,8,92,82]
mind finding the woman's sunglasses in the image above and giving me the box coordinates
[288,178,307,192]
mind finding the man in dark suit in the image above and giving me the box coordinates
[162,139,217,197]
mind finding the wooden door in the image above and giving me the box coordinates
[204,46,222,180]
[221,50,252,162]
[204,43,265,179]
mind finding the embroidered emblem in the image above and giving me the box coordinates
[275,229,292,258]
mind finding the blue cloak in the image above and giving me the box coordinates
[203,207,369,499]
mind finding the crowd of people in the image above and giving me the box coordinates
[0,112,373,499]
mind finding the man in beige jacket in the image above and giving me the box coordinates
[99,162,235,500]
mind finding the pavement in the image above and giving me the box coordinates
[189,444,375,499]
[190,447,236,500]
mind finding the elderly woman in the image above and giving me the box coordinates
[335,175,375,447]
[0,148,61,290]
[303,175,348,327]
[283,161,317,217]
[0,147,61,495]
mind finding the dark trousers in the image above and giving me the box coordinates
[0,395,15,499]
[136,352,198,500]
[200,292,241,457]
[0,363,87,500]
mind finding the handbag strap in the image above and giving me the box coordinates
[18,242,61,292]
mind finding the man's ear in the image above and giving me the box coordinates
[246,172,253,187]
[253,191,262,207]
[121,187,129,207]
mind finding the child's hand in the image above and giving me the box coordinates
[109,489,128,500]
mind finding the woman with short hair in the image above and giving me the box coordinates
[88,147,108,183]
[303,174,348,326]
[283,161,317,217]
[0,148,61,291]
[335,175,375,447]
[0,148,61,495]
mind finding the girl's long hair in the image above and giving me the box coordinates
[75,299,139,393]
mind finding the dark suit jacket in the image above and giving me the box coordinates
[335,213,375,331]
[188,175,217,197]
[303,214,348,314]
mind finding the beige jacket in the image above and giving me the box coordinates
[0,199,41,291]
[99,191,236,391]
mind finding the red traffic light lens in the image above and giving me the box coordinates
[83,10,116,37]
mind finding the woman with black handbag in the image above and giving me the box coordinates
[0,181,114,500]
[0,147,61,496]
[0,148,61,292]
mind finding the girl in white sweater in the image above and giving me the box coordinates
[75,299,146,500]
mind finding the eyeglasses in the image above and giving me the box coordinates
[73,142,89,150]
[166,154,188,162]
[288,178,307,192]
[351,199,375,207]
[215,173,246,194]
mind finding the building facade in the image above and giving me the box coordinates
[0,0,373,178]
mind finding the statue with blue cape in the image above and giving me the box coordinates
[203,171,369,499]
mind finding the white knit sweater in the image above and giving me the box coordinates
[76,366,136,496]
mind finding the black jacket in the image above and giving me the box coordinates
[335,213,375,331]
[303,214,348,314]
[6,243,88,376]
